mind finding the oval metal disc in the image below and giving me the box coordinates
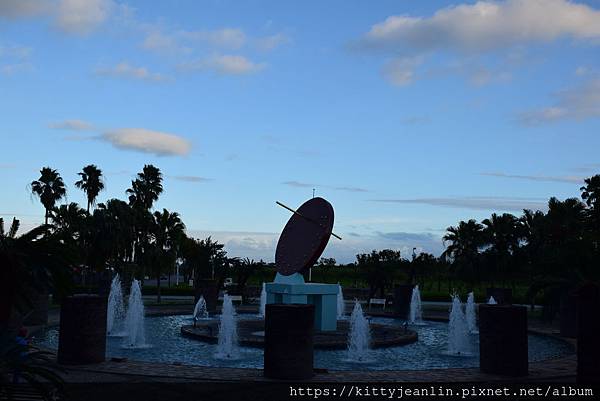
[275,197,334,276]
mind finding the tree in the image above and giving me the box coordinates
[127,165,163,211]
[75,164,104,213]
[87,199,136,273]
[150,209,185,303]
[481,213,522,285]
[31,167,66,224]
[0,218,73,327]
[51,203,88,243]
[126,165,164,280]
[181,236,226,282]
[231,258,264,299]
[580,174,600,210]
[442,219,484,287]
[356,249,402,298]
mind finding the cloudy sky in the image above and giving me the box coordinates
[1,0,599,262]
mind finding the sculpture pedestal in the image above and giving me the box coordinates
[266,275,338,331]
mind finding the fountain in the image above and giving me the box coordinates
[346,300,372,362]
[488,296,497,305]
[193,296,209,320]
[122,279,148,348]
[409,285,424,325]
[215,294,239,359]
[466,292,477,333]
[337,283,345,319]
[447,294,472,355]
[258,283,267,318]
[107,273,126,336]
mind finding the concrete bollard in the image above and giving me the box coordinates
[393,285,413,319]
[57,295,107,365]
[264,304,314,380]
[559,288,578,338]
[479,304,528,376]
[577,283,600,384]
[195,279,219,313]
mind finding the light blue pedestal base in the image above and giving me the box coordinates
[266,273,338,331]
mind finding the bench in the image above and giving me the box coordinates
[228,295,243,304]
[217,294,243,304]
[369,298,386,311]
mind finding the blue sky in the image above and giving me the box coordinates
[1,0,599,262]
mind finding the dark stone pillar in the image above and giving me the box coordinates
[559,288,578,338]
[96,271,112,297]
[195,279,219,313]
[23,288,49,326]
[485,288,513,305]
[479,304,528,376]
[57,295,107,365]
[577,283,600,384]
[393,285,413,319]
[264,304,314,380]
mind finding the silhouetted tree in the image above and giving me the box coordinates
[75,164,104,213]
[31,167,66,224]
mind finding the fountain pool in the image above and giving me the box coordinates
[34,314,573,371]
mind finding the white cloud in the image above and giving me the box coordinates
[255,33,290,51]
[518,79,600,124]
[54,0,113,36]
[101,128,191,156]
[179,54,265,75]
[361,0,600,54]
[0,44,33,75]
[0,63,32,75]
[481,172,583,184]
[180,28,246,49]
[357,0,600,87]
[95,61,169,82]
[370,196,548,212]
[0,44,32,59]
[169,175,213,183]
[0,0,50,19]
[282,180,369,193]
[48,119,95,131]
[382,57,422,86]
[186,229,444,263]
[187,230,279,262]
[141,30,191,55]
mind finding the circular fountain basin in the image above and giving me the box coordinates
[34,314,574,371]
[181,318,417,349]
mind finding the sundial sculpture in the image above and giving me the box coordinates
[265,197,341,331]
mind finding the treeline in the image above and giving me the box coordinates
[311,175,600,306]
[7,164,264,305]
[4,164,600,311]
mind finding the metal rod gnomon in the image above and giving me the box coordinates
[276,201,342,240]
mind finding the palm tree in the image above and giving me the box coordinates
[126,165,164,280]
[127,165,163,211]
[83,199,136,276]
[580,174,600,210]
[51,203,88,242]
[151,209,185,303]
[0,218,73,327]
[481,213,522,285]
[442,219,484,287]
[75,164,104,213]
[30,167,66,224]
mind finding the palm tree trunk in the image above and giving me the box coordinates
[45,209,49,225]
